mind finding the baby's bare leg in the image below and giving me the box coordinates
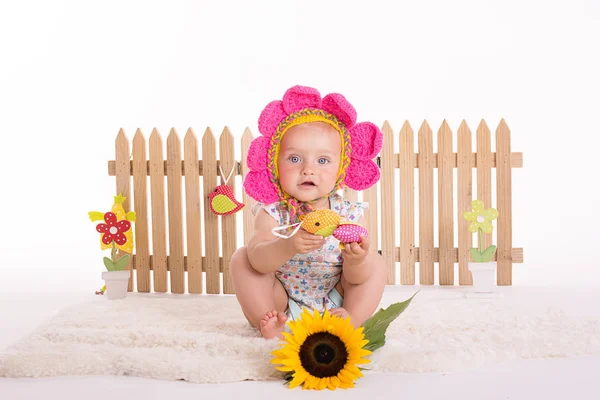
[334,252,387,327]
[230,246,289,338]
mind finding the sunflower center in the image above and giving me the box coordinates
[476,215,485,223]
[299,331,348,378]
[109,226,118,234]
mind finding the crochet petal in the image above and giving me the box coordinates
[322,93,357,128]
[344,159,380,191]
[243,170,279,204]
[282,85,322,114]
[258,100,287,137]
[246,136,270,171]
[348,122,383,160]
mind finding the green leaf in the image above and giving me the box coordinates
[470,248,483,262]
[114,254,130,270]
[284,372,293,382]
[481,245,497,262]
[361,291,419,352]
[103,257,116,271]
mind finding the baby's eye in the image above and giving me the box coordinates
[318,157,329,164]
[289,155,301,163]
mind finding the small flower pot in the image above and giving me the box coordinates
[468,262,496,293]
[101,270,130,300]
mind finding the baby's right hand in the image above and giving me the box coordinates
[288,229,326,254]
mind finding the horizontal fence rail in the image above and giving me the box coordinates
[109,120,523,294]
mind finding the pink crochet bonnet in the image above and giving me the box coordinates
[242,85,383,221]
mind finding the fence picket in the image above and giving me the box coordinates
[167,129,185,293]
[241,128,255,245]
[438,121,454,285]
[380,121,396,284]
[363,176,379,258]
[418,121,434,285]
[115,129,133,291]
[202,128,220,294]
[132,130,150,292]
[399,121,415,284]
[220,127,237,294]
[149,129,168,292]
[476,120,492,257]
[184,129,202,293]
[457,121,473,285]
[496,120,513,285]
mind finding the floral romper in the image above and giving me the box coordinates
[257,193,366,320]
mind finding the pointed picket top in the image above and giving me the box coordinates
[184,127,198,144]
[202,127,216,145]
[149,127,162,143]
[400,120,414,136]
[438,119,452,137]
[219,126,233,143]
[167,127,181,145]
[242,127,254,142]
[418,120,432,136]
[477,119,490,135]
[133,128,145,143]
[458,119,471,135]
[116,127,128,141]
[382,120,394,133]
[496,118,510,136]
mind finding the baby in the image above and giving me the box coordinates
[230,85,387,339]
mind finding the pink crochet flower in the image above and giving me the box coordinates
[243,85,382,204]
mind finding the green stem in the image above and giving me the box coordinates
[111,241,117,264]
[478,228,483,253]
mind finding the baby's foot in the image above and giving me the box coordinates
[260,310,288,339]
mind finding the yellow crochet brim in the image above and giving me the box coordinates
[273,114,346,188]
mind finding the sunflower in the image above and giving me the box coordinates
[271,308,371,390]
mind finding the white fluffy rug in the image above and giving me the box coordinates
[1,288,599,383]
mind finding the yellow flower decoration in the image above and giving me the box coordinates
[271,308,372,390]
[463,199,498,234]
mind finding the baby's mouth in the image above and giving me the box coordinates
[300,181,316,187]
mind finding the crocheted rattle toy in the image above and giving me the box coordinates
[271,209,368,249]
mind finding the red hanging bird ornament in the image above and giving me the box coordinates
[208,163,245,215]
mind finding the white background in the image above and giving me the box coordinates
[1,0,599,293]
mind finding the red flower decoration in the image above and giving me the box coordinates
[96,212,131,245]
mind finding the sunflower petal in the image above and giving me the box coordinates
[288,371,307,389]
[317,377,328,390]
[276,365,295,372]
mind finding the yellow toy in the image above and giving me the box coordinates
[272,209,369,249]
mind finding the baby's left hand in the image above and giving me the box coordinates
[341,234,370,266]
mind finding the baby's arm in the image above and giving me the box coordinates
[247,209,326,274]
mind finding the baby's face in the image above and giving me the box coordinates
[277,122,341,207]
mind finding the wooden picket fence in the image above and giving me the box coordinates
[108,119,523,294]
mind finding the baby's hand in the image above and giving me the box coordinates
[288,229,326,254]
[341,234,370,266]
